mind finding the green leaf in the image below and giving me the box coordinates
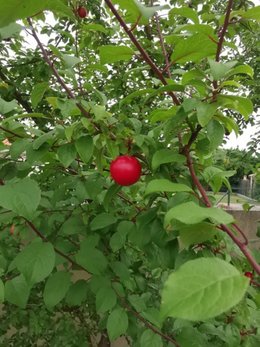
[84,23,108,34]
[43,272,71,308]
[107,307,128,341]
[0,23,22,39]
[99,45,135,64]
[90,213,117,231]
[57,143,76,168]
[208,59,237,80]
[179,223,218,249]
[197,102,218,127]
[152,149,186,170]
[0,279,4,302]
[236,6,260,21]
[15,240,55,284]
[31,82,49,108]
[170,34,216,64]
[0,97,18,113]
[176,327,209,347]
[170,7,199,24]
[207,120,224,150]
[161,258,249,321]
[0,178,41,219]
[0,0,49,27]
[140,330,163,347]
[75,136,94,164]
[76,246,108,275]
[218,95,253,120]
[65,280,88,307]
[145,179,192,196]
[226,64,254,79]
[5,275,30,308]
[149,107,178,122]
[133,0,168,20]
[61,54,81,69]
[96,286,117,313]
[165,201,234,226]
[0,0,73,28]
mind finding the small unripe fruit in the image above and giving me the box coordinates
[77,6,87,18]
[110,155,141,186]
[244,271,253,279]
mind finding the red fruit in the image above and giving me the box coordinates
[244,271,253,279]
[77,6,87,18]
[110,155,141,186]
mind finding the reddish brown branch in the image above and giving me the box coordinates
[26,219,87,272]
[185,151,260,274]
[104,0,180,106]
[216,0,234,62]
[0,126,23,138]
[117,294,180,347]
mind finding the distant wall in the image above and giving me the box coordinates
[228,209,260,249]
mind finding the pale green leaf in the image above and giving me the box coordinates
[0,97,18,114]
[145,179,192,196]
[218,95,253,120]
[61,54,81,69]
[165,201,234,226]
[31,82,49,108]
[152,149,186,170]
[43,272,71,308]
[208,59,237,80]
[0,178,41,219]
[161,258,249,321]
[99,45,135,64]
[15,240,55,284]
[107,307,128,341]
[170,7,199,24]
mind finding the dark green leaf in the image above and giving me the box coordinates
[5,275,30,308]
[43,272,71,308]
[75,136,94,164]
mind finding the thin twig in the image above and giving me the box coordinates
[27,18,100,132]
[0,126,23,138]
[155,14,171,78]
[104,0,180,106]
[216,0,234,62]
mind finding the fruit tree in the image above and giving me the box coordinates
[0,0,259,346]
